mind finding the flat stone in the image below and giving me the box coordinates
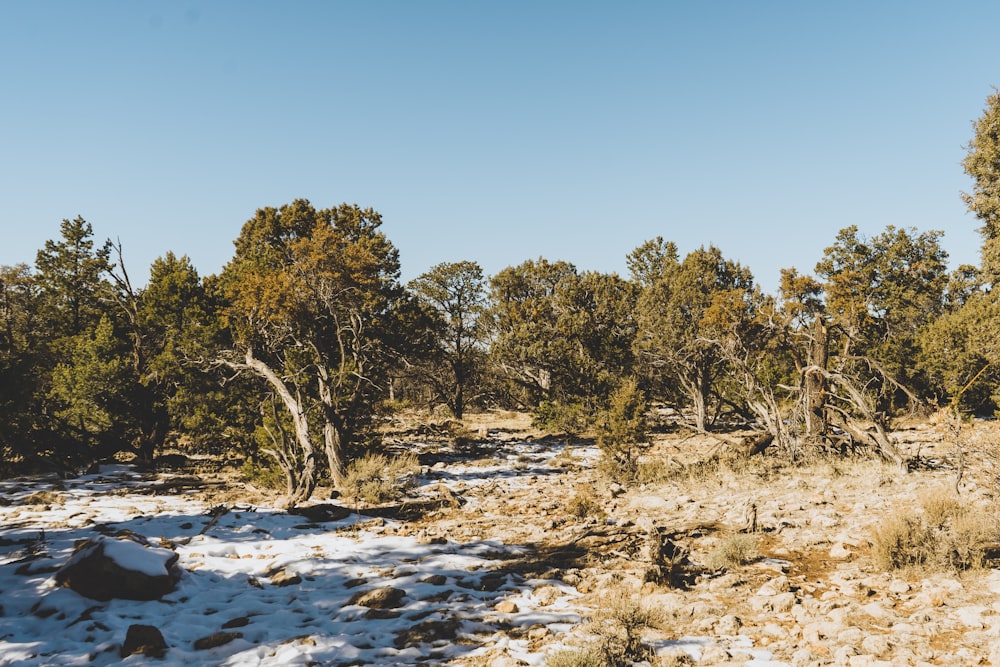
[193,632,241,650]
[351,586,406,609]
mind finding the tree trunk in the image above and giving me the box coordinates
[323,420,346,490]
[805,316,828,443]
[242,349,317,507]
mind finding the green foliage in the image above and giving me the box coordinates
[0,264,44,469]
[48,315,136,457]
[633,244,758,431]
[240,457,286,490]
[595,378,647,454]
[488,260,638,411]
[626,236,678,288]
[815,225,948,405]
[963,88,1000,283]
[34,216,112,340]
[533,400,590,443]
[408,261,487,418]
[918,292,1000,414]
[220,199,413,502]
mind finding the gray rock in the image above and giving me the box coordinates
[55,536,180,601]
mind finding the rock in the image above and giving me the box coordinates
[830,541,853,559]
[269,568,302,587]
[838,627,864,645]
[393,618,459,648]
[716,614,742,635]
[479,571,506,592]
[495,600,519,614]
[756,575,790,596]
[121,624,168,658]
[193,631,242,650]
[699,645,731,663]
[350,586,406,609]
[55,536,180,601]
[834,645,858,664]
[421,574,447,586]
[888,579,911,594]
[749,591,796,613]
[790,648,813,666]
[527,624,549,640]
[860,634,892,657]
[532,584,562,606]
[289,503,351,522]
[222,616,251,629]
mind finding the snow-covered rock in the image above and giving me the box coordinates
[54,535,180,601]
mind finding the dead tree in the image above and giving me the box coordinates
[804,316,828,444]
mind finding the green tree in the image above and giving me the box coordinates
[48,314,135,461]
[594,377,648,476]
[919,292,1000,414]
[815,225,948,406]
[626,236,679,288]
[408,261,487,418]
[487,258,580,406]
[634,244,757,431]
[219,199,409,506]
[963,88,1000,284]
[35,216,112,340]
[0,264,44,470]
[487,260,637,420]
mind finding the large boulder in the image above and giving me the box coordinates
[55,535,181,601]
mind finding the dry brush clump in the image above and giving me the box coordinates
[546,590,666,667]
[703,532,760,572]
[565,485,605,520]
[870,486,1000,572]
[340,451,420,505]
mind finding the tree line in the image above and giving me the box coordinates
[3,91,1000,505]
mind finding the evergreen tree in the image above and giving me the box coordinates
[963,88,1000,285]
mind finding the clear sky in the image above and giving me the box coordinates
[2,1,999,293]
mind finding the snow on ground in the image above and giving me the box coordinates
[0,441,786,666]
[0,455,586,666]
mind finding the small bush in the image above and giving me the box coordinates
[566,486,604,520]
[919,486,962,527]
[870,511,934,570]
[546,591,662,667]
[634,456,682,485]
[240,458,286,490]
[703,533,760,571]
[341,451,419,505]
[546,648,605,667]
[870,497,1000,572]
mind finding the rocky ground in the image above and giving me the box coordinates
[382,410,1000,666]
[4,410,1000,666]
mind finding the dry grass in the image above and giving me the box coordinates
[565,485,605,520]
[870,489,1000,572]
[919,485,963,527]
[703,532,760,571]
[341,452,420,505]
[546,590,664,667]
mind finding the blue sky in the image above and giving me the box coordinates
[2,1,999,293]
